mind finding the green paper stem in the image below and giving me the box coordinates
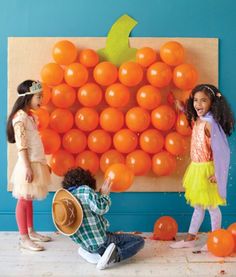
[97,14,138,67]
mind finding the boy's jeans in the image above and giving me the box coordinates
[96,232,145,262]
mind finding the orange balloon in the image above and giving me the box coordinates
[100,149,125,173]
[105,163,134,192]
[100,107,124,132]
[105,83,130,108]
[227,223,236,252]
[125,107,150,132]
[153,216,178,240]
[160,41,185,66]
[167,91,175,105]
[50,109,74,133]
[77,83,103,107]
[75,107,99,132]
[87,129,112,153]
[64,63,89,87]
[62,129,87,154]
[79,49,99,68]
[207,229,234,257]
[119,61,143,87]
[41,84,51,105]
[181,90,192,103]
[176,113,192,136]
[33,107,49,130]
[40,128,61,154]
[50,149,75,176]
[52,40,77,65]
[139,129,164,154]
[147,62,172,88]
[136,47,157,67]
[126,150,151,176]
[151,105,176,131]
[51,83,76,108]
[75,150,99,174]
[165,132,185,156]
[93,62,118,86]
[113,129,138,154]
[152,151,177,176]
[136,85,162,110]
[41,63,64,86]
[173,63,198,90]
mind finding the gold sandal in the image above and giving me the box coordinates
[19,239,44,251]
[29,233,52,242]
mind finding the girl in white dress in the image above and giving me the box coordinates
[7,80,51,251]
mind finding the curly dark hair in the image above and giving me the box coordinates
[185,84,235,136]
[62,167,96,191]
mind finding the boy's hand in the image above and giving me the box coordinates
[100,177,112,195]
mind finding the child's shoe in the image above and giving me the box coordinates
[170,240,195,249]
[29,232,52,242]
[96,243,117,270]
[200,244,208,252]
[19,239,44,251]
[78,247,101,264]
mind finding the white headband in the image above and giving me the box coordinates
[18,81,42,97]
[204,85,222,98]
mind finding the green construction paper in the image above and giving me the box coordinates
[97,14,137,67]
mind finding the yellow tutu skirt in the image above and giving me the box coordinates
[11,161,51,200]
[183,161,226,208]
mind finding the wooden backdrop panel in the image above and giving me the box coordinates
[8,37,218,192]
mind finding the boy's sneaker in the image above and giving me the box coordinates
[96,243,117,270]
[78,247,101,264]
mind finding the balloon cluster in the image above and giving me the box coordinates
[38,40,197,191]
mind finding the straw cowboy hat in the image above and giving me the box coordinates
[52,188,83,236]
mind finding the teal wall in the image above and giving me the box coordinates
[1,0,236,232]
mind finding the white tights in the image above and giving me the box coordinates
[188,205,222,235]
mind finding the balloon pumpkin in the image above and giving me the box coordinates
[39,34,198,179]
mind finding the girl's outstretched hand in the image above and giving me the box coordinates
[25,166,33,183]
[208,175,217,183]
[100,177,112,195]
[175,99,185,112]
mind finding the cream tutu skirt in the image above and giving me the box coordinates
[183,161,226,209]
[11,161,51,200]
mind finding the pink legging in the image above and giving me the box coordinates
[15,198,33,235]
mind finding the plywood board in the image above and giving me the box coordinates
[7,37,218,192]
